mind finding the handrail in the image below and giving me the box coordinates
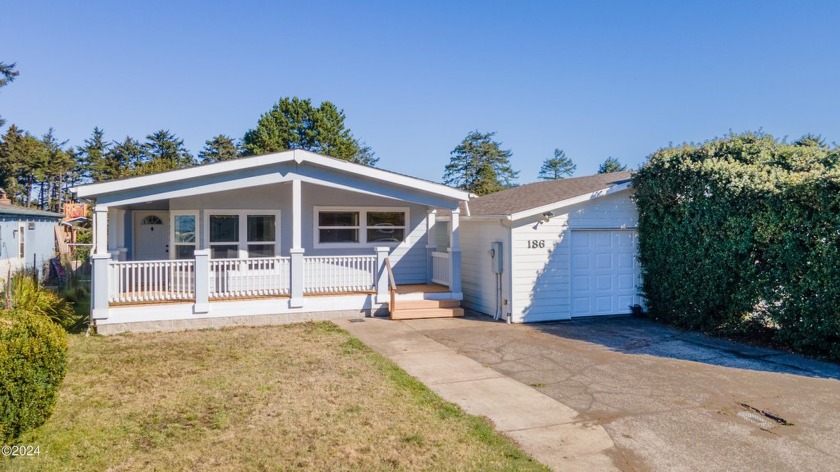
[385,257,396,315]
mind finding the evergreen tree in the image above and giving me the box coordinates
[198,134,240,163]
[77,127,109,182]
[0,125,48,205]
[105,136,145,180]
[39,129,74,211]
[537,148,576,180]
[598,156,628,174]
[242,97,377,166]
[0,62,19,127]
[133,130,194,175]
[443,131,518,195]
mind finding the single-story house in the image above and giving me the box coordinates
[0,190,64,282]
[74,150,471,334]
[441,172,643,323]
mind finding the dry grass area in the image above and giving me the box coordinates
[4,322,545,471]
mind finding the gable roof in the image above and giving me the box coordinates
[466,171,633,219]
[74,149,471,207]
[0,204,63,219]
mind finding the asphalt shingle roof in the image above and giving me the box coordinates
[466,171,633,216]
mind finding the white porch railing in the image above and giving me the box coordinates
[209,257,291,298]
[431,251,450,286]
[106,254,378,304]
[108,260,195,303]
[303,255,377,294]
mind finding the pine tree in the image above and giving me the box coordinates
[598,156,628,174]
[443,131,518,195]
[537,149,576,180]
[198,135,241,163]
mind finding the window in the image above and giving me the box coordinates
[209,215,239,259]
[141,215,163,225]
[318,211,360,243]
[315,207,408,247]
[17,223,24,259]
[247,215,276,257]
[367,212,405,243]
[172,213,197,259]
[205,210,279,259]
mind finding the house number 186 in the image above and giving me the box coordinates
[527,240,545,249]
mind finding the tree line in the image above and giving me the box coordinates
[1,60,629,210]
[443,130,629,195]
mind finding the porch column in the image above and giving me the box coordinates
[289,178,305,308]
[115,209,127,260]
[425,210,437,283]
[193,249,210,314]
[93,205,108,255]
[374,246,389,304]
[448,208,462,295]
[107,208,124,261]
[90,254,110,320]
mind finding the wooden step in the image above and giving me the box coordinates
[390,307,465,320]
[394,299,461,310]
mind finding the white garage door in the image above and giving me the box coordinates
[570,230,642,317]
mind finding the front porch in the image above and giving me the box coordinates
[77,150,470,332]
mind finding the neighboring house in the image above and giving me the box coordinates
[74,150,470,334]
[444,172,642,323]
[0,190,63,282]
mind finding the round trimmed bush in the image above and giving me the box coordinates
[0,310,67,444]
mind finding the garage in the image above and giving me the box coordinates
[455,171,643,323]
[570,230,642,316]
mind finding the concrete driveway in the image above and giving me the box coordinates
[402,314,840,471]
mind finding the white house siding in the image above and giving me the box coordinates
[168,181,430,284]
[510,190,638,322]
[0,217,59,280]
[459,219,511,318]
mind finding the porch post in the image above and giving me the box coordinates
[425,210,437,283]
[193,249,210,314]
[374,246,389,304]
[93,205,109,255]
[115,209,127,260]
[91,205,110,320]
[289,179,305,308]
[90,254,110,320]
[448,208,462,295]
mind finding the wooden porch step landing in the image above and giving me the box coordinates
[389,286,463,320]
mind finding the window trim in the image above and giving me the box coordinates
[17,222,25,259]
[202,209,281,259]
[313,206,409,248]
[170,211,199,260]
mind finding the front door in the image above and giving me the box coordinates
[134,211,170,260]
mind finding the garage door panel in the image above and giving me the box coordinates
[570,230,640,317]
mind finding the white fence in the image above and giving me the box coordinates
[303,255,377,294]
[431,251,450,285]
[108,260,195,303]
[210,257,291,298]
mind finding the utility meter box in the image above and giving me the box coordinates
[490,241,503,274]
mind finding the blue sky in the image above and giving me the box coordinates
[2,1,838,182]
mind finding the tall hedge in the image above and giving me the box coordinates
[0,310,68,444]
[634,132,840,359]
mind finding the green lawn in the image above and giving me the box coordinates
[3,322,545,471]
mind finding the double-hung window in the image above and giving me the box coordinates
[206,211,279,259]
[315,207,408,247]
[172,212,198,259]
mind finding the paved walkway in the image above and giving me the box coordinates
[336,317,622,471]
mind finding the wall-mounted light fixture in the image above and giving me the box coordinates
[540,211,554,223]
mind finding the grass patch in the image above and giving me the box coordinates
[2,322,545,471]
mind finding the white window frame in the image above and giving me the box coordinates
[203,209,281,259]
[170,211,199,260]
[17,222,25,259]
[313,206,410,248]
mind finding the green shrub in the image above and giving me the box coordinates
[7,271,78,330]
[0,310,68,444]
[634,132,840,359]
